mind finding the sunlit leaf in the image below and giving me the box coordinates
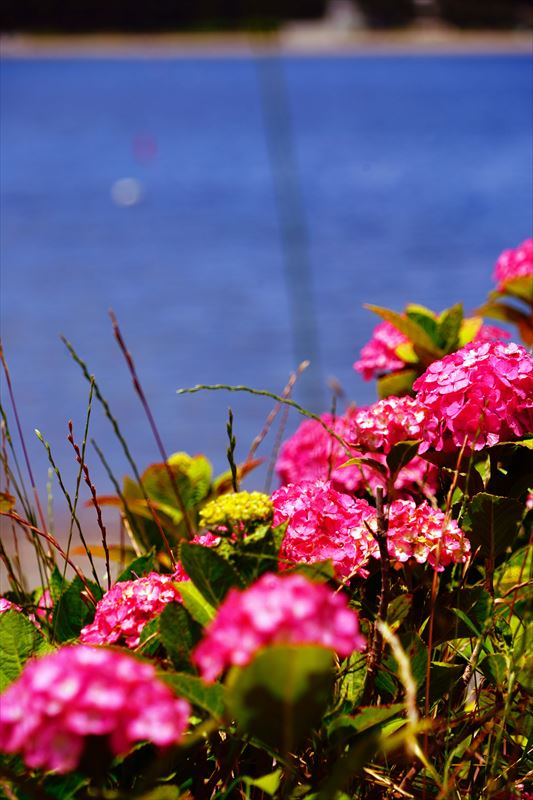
[226,645,335,754]
[365,304,443,354]
[161,672,225,718]
[377,370,418,399]
[179,543,244,607]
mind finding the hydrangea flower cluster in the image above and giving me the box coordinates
[276,412,363,494]
[0,645,190,773]
[349,395,427,453]
[493,238,533,291]
[276,410,436,498]
[0,597,22,613]
[272,479,377,578]
[354,321,407,380]
[192,573,366,682]
[199,491,273,533]
[386,500,470,571]
[80,572,182,648]
[413,340,533,452]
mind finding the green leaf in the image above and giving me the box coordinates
[116,549,155,582]
[179,543,244,607]
[160,672,225,718]
[438,303,464,351]
[53,576,100,643]
[476,302,529,326]
[226,645,335,754]
[159,602,201,671]
[175,582,216,627]
[406,307,441,347]
[285,560,335,582]
[480,654,507,686]
[242,769,282,796]
[0,611,50,690]
[365,304,443,354]
[467,493,524,559]
[386,594,412,632]
[43,774,89,800]
[386,441,420,484]
[458,315,483,345]
[328,704,405,737]
[339,652,366,705]
[500,275,533,304]
[339,456,388,478]
[377,370,418,399]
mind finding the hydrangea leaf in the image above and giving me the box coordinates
[386,440,420,484]
[466,493,524,559]
[159,602,201,671]
[365,304,443,355]
[116,549,155,582]
[175,582,216,627]
[327,704,405,738]
[438,303,464,351]
[179,543,244,607]
[160,672,225,719]
[226,645,335,754]
[377,370,418,399]
[499,274,533,304]
[0,610,51,690]
[53,576,101,643]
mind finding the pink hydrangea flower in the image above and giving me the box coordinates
[385,500,470,572]
[36,590,53,621]
[272,479,378,578]
[413,340,533,453]
[349,396,427,453]
[0,645,190,774]
[354,321,408,380]
[192,573,366,682]
[0,598,22,613]
[493,238,533,291]
[80,573,182,648]
[473,323,511,343]
[80,534,220,648]
[276,412,365,494]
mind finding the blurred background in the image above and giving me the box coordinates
[1,1,532,563]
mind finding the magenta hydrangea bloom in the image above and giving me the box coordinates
[413,340,533,453]
[349,396,427,453]
[354,321,408,380]
[80,572,182,648]
[473,323,511,343]
[0,598,22,613]
[385,500,470,571]
[493,238,533,291]
[0,645,190,774]
[272,479,378,578]
[276,412,365,494]
[192,572,366,682]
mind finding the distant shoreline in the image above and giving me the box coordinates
[1,27,532,58]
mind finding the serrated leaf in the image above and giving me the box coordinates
[386,441,420,483]
[467,493,524,559]
[365,304,443,354]
[377,370,418,399]
[159,602,201,670]
[0,611,49,690]
[53,576,100,643]
[161,672,225,718]
[116,550,155,582]
[179,543,244,606]
[176,582,216,627]
[226,645,335,754]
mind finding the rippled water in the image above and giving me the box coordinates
[1,54,532,504]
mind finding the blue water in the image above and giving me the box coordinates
[1,54,532,503]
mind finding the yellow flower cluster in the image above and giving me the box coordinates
[200,492,273,531]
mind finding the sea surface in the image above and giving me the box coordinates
[1,53,532,519]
